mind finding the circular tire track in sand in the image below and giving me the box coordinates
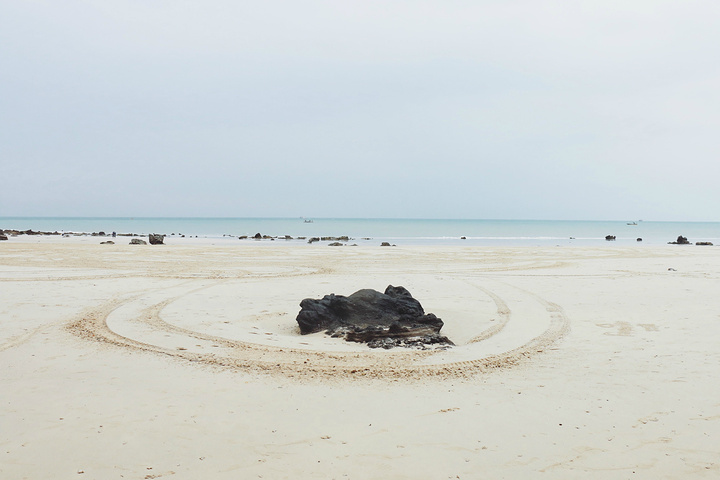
[68,279,569,380]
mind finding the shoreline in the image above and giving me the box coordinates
[3,217,720,247]
[1,228,717,247]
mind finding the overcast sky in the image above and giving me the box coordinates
[2,1,719,220]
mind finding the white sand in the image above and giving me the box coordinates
[1,237,719,478]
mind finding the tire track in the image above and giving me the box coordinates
[67,277,570,380]
[465,282,512,344]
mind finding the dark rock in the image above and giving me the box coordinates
[238,236,248,239]
[254,233,262,239]
[605,235,616,241]
[149,234,165,245]
[308,237,320,244]
[696,242,713,246]
[321,236,350,242]
[296,285,453,349]
[668,236,690,245]
[130,238,147,245]
[328,242,343,246]
[637,238,643,242]
[100,241,115,245]
[381,242,391,247]
[0,234,8,241]
[367,334,454,349]
[460,236,466,240]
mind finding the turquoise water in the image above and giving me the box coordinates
[2,217,720,246]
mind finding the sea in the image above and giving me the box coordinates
[2,217,719,247]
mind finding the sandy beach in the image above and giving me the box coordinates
[1,237,719,479]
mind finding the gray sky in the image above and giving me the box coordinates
[2,1,719,220]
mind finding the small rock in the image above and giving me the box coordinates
[130,238,147,245]
[381,242,391,247]
[148,233,164,245]
[605,235,616,241]
[696,242,713,246]
[0,234,8,241]
[100,241,115,245]
[668,235,690,245]
[637,238,642,242]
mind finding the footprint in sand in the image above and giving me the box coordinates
[596,321,633,336]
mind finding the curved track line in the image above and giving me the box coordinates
[0,324,54,352]
[67,278,570,380]
[465,282,512,344]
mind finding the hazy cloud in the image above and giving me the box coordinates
[2,1,719,219]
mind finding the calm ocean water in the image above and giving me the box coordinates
[2,217,720,246]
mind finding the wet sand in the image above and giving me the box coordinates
[1,238,719,478]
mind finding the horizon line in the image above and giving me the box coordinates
[1,216,718,223]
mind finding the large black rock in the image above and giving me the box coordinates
[296,285,453,349]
